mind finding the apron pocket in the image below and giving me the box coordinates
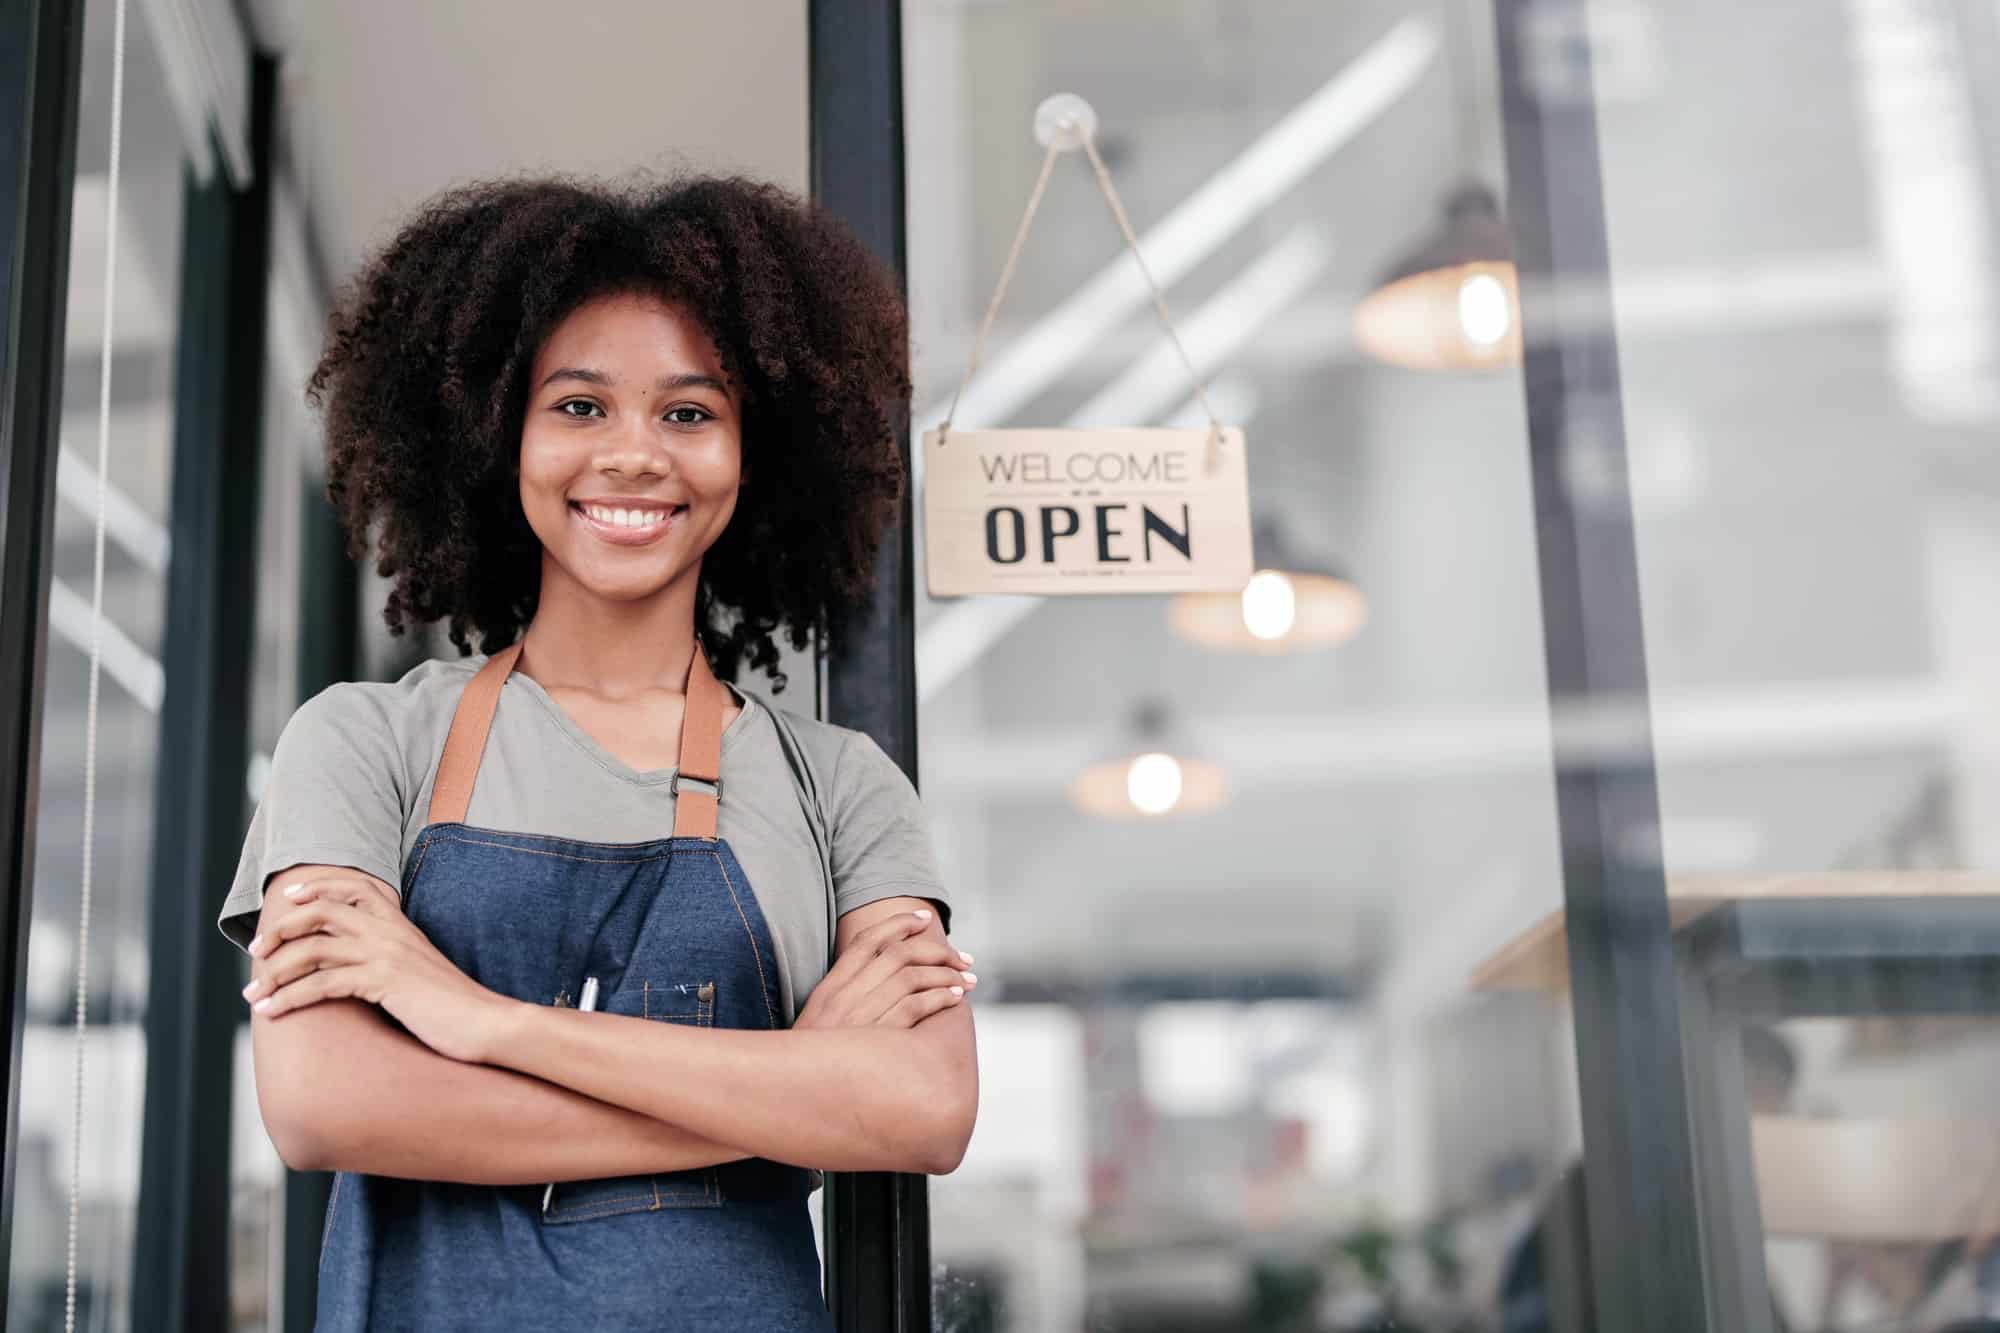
[540,1167,722,1223]
[638,978,716,1026]
[540,978,722,1223]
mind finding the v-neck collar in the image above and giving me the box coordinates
[499,662,756,787]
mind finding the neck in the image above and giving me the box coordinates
[515,557,703,699]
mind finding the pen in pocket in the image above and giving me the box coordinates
[540,976,600,1215]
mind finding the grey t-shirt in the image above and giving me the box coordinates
[217,654,950,1024]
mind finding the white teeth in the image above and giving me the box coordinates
[580,504,670,529]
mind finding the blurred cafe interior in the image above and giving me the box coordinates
[8,0,2000,1330]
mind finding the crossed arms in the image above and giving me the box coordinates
[245,863,979,1183]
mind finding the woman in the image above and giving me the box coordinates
[215,175,979,1330]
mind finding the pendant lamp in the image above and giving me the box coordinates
[1169,514,1367,653]
[1068,701,1228,820]
[1353,182,1521,372]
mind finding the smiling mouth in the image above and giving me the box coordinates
[569,500,688,543]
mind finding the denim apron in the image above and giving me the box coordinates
[314,642,832,1331]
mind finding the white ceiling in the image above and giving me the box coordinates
[243,0,810,288]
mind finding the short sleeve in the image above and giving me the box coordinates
[827,729,952,931]
[215,684,409,953]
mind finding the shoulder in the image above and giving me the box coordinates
[283,656,477,747]
[270,656,485,804]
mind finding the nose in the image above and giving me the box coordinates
[593,417,671,482]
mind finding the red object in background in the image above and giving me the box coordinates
[1088,1158,1126,1213]
[1268,1117,1308,1175]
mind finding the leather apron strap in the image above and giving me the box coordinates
[424,640,726,840]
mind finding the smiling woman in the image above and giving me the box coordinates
[215,175,975,1332]
[519,292,744,605]
[310,174,910,691]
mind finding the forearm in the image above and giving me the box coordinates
[482,1000,976,1174]
[252,998,750,1183]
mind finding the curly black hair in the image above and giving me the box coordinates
[307,173,911,692]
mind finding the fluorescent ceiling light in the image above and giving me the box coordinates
[47,577,167,713]
[57,446,171,574]
[1067,227,1331,428]
[1845,0,2000,421]
[919,676,1970,796]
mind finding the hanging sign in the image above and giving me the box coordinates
[923,426,1251,596]
[920,93,1255,600]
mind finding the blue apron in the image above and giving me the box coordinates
[313,642,832,1331]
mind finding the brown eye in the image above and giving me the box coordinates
[557,400,602,419]
[665,406,712,426]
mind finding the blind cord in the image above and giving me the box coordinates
[68,0,128,1326]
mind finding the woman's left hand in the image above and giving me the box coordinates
[243,875,517,1064]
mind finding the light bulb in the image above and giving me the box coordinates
[1240,570,1297,641]
[1126,752,1183,815]
[1458,270,1511,347]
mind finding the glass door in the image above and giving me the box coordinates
[902,3,1593,1328]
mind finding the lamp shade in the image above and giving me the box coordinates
[1169,515,1368,653]
[1068,701,1228,820]
[1353,183,1522,372]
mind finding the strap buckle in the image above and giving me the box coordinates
[671,772,721,802]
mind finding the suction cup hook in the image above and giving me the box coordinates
[1034,93,1098,151]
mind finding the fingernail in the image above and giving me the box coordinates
[949,986,964,996]
[247,935,264,957]
[913,909,932,922]
[958,951,974,964]
[252,998,272,1014]
[282,882,306,899]
[242,979,264,999]
[960,971,977,984]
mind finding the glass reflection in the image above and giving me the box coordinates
[907,1,1578,1328]
[1588,0,2000,1327]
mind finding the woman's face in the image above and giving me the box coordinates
[518,290,743,608]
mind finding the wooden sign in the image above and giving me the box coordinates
[922,426,1253,597]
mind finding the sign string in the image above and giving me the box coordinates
[69,0,128,1328]
[938,117,1226,474]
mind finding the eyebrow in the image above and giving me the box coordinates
[538,367,730,396]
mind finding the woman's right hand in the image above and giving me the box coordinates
[793,910,976,1031]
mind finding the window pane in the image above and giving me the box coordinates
[904,4,1587,1328]
[1593,0,2000,1326]
[7,2,189,1327]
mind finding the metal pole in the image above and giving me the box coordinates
[130,50,276,1333]
[1492,2,1712,1328]
[808,0,931,1328]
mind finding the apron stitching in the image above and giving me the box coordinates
[403,833,437,899]
[540,1184,712,1216]
[549,1189,660,1210]
[423,833,673,865]
[709,849,779,1029]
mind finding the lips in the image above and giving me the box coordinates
[569,499,688,546]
